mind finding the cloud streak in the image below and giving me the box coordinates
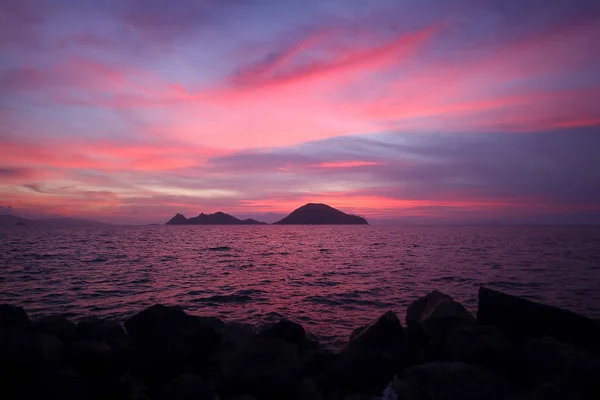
[1,0,599,223]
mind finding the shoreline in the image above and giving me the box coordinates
[1,287,599,400]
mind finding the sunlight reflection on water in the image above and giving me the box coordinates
[1,225,599,348]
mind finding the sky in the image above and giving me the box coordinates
[1,0,599,224]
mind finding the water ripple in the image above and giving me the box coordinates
[1,225,599,348]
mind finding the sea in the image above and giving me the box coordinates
[1,225,599,348]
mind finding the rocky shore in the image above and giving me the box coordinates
[1,287,599,400]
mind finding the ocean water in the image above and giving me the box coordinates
[1,225,599,348]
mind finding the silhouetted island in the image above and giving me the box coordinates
[275,203,368,225]
[166,212,266,225]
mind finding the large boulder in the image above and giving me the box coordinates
[329,311,405,395]
[477,287,600,350]
[125,304,222,384]
[0,304,29,330]
[260,319,307,348]
[521,337,600,399]
[219,335,305,400]
[445,325,515,371]
[159,373,215,400]
[33,315,77,343]
[392,362,518,400]
[406,291,475,345]
[77,317,130,349]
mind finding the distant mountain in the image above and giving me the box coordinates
[166,212,266,225]
[0,215,106,228]
[0,214,28,227]
[274,203,368,225]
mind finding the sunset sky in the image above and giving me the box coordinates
[1,0,599,224]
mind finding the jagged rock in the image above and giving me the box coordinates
[260,319,312,351]
[122,372,151,400]
[33,315,77,343]
[219,335,304,399]
[159,373,215,400]
[330,311,405,394]
[125,304,222,384]
[67,340,118,375]
[406,291,475,345]
[521,337,600,399]
[222,322,257,349]
[344,394,374,400]
[40,368,91,400]
[125,304,220,349]
[403,324,436,367]
[77,317,130,349]
[0,304,29,329]
[529,382,581,400]
[445,325,514,370]
[37,333,64,363]
[0,330,45,367]
[392,362,517,400]
[477,287,600,349]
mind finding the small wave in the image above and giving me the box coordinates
[194,289,264,303]
[319,248,331,252]
[86,256,108,263]
[208,246,231,251]
[431,276,475,283]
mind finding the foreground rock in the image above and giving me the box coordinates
[392,362,517,400]
[477,287,600,350]
[328,311,405,395]
[1,289,599,400]
[125,304,222,385]
[0,304,29,329]
[406,290,475,345]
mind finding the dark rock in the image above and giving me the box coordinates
[125,304,220,349]
[222,322,257,349]
[521,337,600,399]
[529,382,581,400]
[77,317,130,349]
[344,394,374,400]
[159,373,215,400]
[349,325,365,340]
[0,329,45,367]
[67,340,114,372]
[330,311,405,394]
[392,362,517,400]
[125,304,222,384]
[0,304,29,329]
[445,325,514,370]
[406,290,475,345]
[477,287,600,350]
[37,333,64,363]
[403,324,436,366]
[33,315,77,343]
[219,335,304,399]
[40,369,91,400]
[260,319,307,349]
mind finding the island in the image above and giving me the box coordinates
[274,203,368,225]
[165,212,266,225]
